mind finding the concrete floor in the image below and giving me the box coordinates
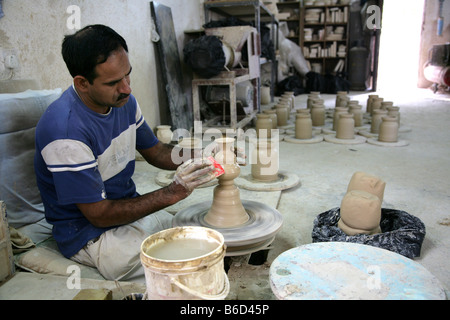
[133,88,450,300]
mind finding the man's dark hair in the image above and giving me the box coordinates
[62,24,128,83]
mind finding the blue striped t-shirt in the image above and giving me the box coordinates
[34,85,158,258]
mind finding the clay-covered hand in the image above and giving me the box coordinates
[172,157,216,193]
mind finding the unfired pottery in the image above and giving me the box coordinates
[295,113,313,140]
[251,139,279,182]
[332,107,348,131]
[370,97,384,116]
[255,113,273,139]
[387,106,400,125]
[311,102,326,126]
[336,113,355,140]
[370,109,388,134]
[204,138,249,228]
[366,94,378,113]
[378,116,399,143]
[349,104,364,127]
[275,104,289,127]
[263,109,278,129]
[156,125,173,144]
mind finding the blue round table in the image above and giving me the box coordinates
[270,242,446,300]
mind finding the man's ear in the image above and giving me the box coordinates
[73,75,90,93]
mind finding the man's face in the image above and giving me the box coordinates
[85,47,133,113]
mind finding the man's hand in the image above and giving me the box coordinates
[172,157,217,194]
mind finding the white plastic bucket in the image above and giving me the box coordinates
[140,226,229,300]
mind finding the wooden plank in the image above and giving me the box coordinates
[150,2,192,131]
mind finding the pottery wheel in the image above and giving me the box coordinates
[173,200,283,256]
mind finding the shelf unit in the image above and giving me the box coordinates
[276,1,349,75]
[300,3,350,75]
[194,0,278,132]
[276,1,301,46]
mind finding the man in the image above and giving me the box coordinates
[34,24,216,282]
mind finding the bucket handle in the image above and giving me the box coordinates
[170,271,230,300]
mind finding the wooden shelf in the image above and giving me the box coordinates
[301,4,350,75]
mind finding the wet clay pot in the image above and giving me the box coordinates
[378,116,399,142]
[275,104,289,126]
[338,190,382,236]
[295,113,313,140]
[205,138,249,228]
[370,97,384,117]
[336,113,355,139]
[251,140,279,182]
[336,91,348,108]
[157,125,173,144]
[311,102,325,126]
[371,109,388,134]
[333,107,348,131]
[366,94,378,113]
[349,104,364,127]
[255,113,273,139]
[307,92,321,109]
[387,106,400,125]
[263,109,278,129]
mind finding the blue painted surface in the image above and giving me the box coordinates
[270,242,446,300]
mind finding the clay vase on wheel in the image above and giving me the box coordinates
[204,138,249,228]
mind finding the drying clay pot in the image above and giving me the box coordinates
[156,125,173,144]
[366,94,378,113]
[335,91,348,108]
[263,109,278,129]
[370,109,388,134]
[347,171,386,202]
[338,190,382,236]
[370,97,384,116]
[295,113,313,140]
[387,106,400,125]
[381,101,394,110]
[378,116,399,143]
[336,113,355,140]
[255,113,273,139]
[275,104,289,126]
[251,140,279,182]
[349,104,364,127]
[332,107,348,131]
[311,102,326,126]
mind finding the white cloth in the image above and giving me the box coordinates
[71,210,173,283]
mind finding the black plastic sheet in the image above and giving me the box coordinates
[312,208,426,259]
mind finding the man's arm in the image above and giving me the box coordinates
[77,156,216,228]
[138,141,179,170]
[76,181,188,228]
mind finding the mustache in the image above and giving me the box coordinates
[118,93,130,101]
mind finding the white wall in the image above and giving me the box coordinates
[0,0,204,129]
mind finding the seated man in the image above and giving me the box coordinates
[34,24,215,282]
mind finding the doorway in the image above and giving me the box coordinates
[377,0,425,94]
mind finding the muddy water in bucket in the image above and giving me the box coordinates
[140,226,229,300]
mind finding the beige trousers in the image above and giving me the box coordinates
[71,210,173,283]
